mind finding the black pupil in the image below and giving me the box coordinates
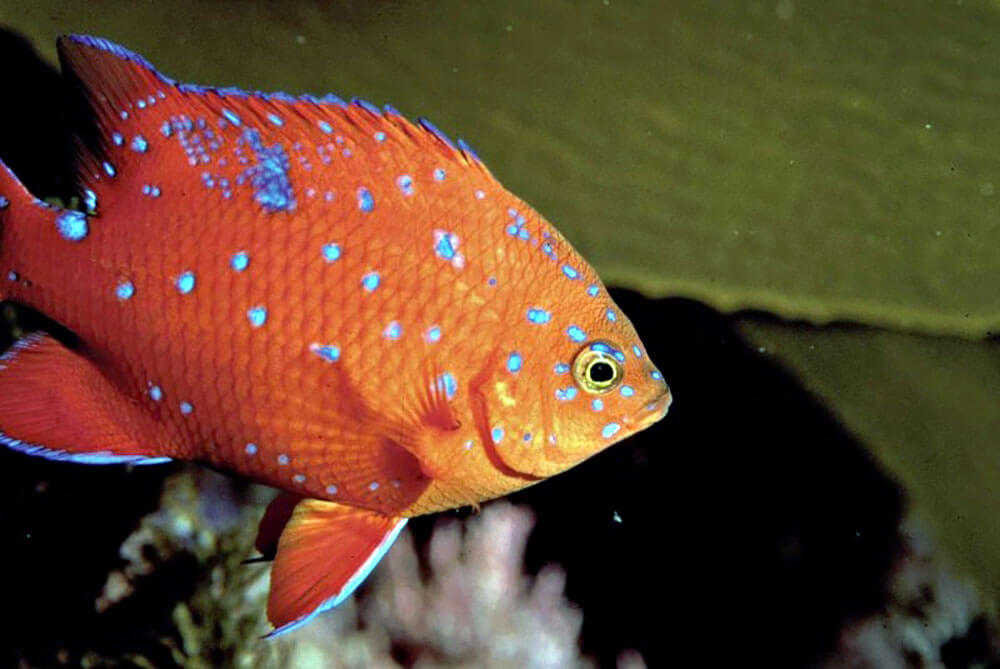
[588,361,615,383]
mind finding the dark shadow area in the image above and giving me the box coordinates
[0,28,78,202]
[501,291,904,668]
[0,450,176,667]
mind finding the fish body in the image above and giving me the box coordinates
[0,36,670,634]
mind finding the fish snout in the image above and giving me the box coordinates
[626,383,672,432]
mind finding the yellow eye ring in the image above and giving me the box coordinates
[571,341,624,394]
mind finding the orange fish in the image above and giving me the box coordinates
[0,35,671,635]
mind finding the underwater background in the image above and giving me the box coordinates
[0,1,997,666]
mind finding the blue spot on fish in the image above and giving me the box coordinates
[358,187,375,212]
[0,196,8,209]
[362,272,380,292]
[506,351,522,373]
[587,284,599,297]
[160,121,172,137]
[111,132,124,146]
[149,385,163,401]
[267,113,284,126]
[310,343,341,363]
[221,109,241,126]
[180,401,193,415]
[433,167,446,181]
[620,385,635,397]
[278,454,290,465]
[131,135,148,152]
[247,306,268,328]
[606,309,617,322]
[175,271,195,294]
[56,211,88,242]
[242,128,296,213]
[374,131,386,142]
[591,398,604,411]
[434,231,459,261]
[231,251,250,272]
[245,443,258,455]
[425,325,442,343]
[383,321,402,340]
[491,426,504,443]
[601,423,621,439]
[556,386,578,401]
[322,243,341,263]
[632,345,643,358]
[554,362,569,375]
[651,370,663,381]
[326,484,338,495]
[527,308,551,324]
[567,325,586,343]
[523,432,532,442]
[397,175,414,196]
[562,265,579,279]
[115,281,135,301]
[437,372,457,400]
[83,189,98,212]
[102,161,116,177]
[318,120,333,134]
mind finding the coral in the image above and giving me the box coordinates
[366,503,591,668]
[274,503,604,668]
[824,520,999,668]
[88,467,635,667]
[90,467,279,668]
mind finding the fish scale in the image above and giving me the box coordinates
[0,34,671,636]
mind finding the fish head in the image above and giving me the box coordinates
[469,214,671,481]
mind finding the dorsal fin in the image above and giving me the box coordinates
[55,34,490,206]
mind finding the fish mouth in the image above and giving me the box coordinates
[625,384,672,432]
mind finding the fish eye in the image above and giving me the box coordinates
[572,341,623,394]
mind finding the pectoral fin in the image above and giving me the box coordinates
[265,498,407,637]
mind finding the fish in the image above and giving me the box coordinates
[0,35,672,636]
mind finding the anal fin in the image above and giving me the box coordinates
[266,498,407,637]
[0,333,170,464]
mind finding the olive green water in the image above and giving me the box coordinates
[1,1,998,604]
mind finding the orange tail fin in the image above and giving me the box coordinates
[265,498,407,637]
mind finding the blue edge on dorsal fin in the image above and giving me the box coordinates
[263,517,409,638]
[63,34,483,164]
[0,333,171,465]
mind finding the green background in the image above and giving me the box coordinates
[1,0,997,605]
